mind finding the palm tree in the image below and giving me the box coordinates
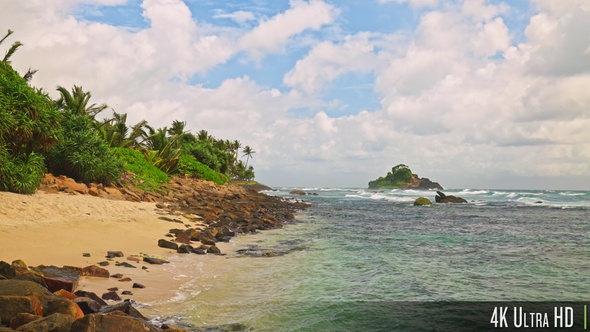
[168,120,186,136]
[56,85,108,120]
[1,29,22,64]
[242,145,255,168]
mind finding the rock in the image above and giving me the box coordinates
[53,289,78,301]
[132,283,145,289]
[73,291,107,307]
[55,176,88,194]
[413,197,432,206]
[142,257,170,265]
[115,262,136,269]
[107,287,118,292]
[121,290,133,295]
[191,248,207,255]
[11,272,48,288]
[97,261,109,267]
[200,237,216,246]
[100,300,147,320]
[175,232,191,244]
[0,296,43,324]
[118,278,132,282]
[101,291,121,301]
[207,245,221,254]
[34,265,80,292]
[71,312,160,332]
[11,260,27,269]
[289,190,306,195]
[9,313,41,330]
[110,273,124,279]
[73,297,103,314]
[158,239,179,250]
[82,253,91,257]
[0,261,17,279]
[14,313,75,332]
[81,265,110,278]
[102,187,125,200]
[177,244,193,254]
[435,191,467,204]
[106,251,124,258]
[87,187,100,197]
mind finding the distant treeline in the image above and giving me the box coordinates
[0,29,255,194]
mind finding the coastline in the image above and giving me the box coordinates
[0,179,308,329]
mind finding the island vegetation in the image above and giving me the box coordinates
[368,164,443,190]
[0,29,257,195]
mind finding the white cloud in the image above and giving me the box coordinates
[214,10,256,24]
[378,0,439,9]
[283,32,380,93]
[238,0,338,60]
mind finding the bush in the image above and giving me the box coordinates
[47,112,123,185]
[177,154,229,185]
[111,147,169,191]
[0,149,46,194]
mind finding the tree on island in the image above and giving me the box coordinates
[368,164,413,189]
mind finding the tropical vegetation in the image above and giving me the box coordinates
[0,29,257,194]
[368,164,413,189]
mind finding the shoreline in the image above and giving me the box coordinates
[0,178,308,329]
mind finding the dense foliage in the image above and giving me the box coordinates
[368,164,413,189]
[111,147,169,191]
[0,30,258,194]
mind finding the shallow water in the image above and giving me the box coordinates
[142,188,590,331]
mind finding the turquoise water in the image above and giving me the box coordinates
[148,188,590,331]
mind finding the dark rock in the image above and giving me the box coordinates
[107,287,118,291]
[12,272,48,288]
[0,295,43,325]
[143,257,170,265]
[435,191,467,204]
[207,245,221,254]
[132,283,145,289]
[191,248,207,255]
[14,313,74,332]
[200,237,216,246]
[101,291,121,301]
[73,297,103,314]
[106,251,124,258]
[115,262,136,269]
[74,291,107,306]
[9,313,41,330]
[158,239,179,250]
[175,232,191,244]
[0,261,17,279]
[121,290,133,295]
[100,300,147,320]
[111,273,124,279]
[33,265,80,293]
[142,266,148,270]
[177,244,193,254]
[118,278,132,282]
[71,312,160,332]
[82,253,91,257]
[97,261,109,267]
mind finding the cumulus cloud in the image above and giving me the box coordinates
[378,0,439,9]
[213,10,256,24]
[238,0,338,60]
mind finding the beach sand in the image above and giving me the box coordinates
[0,191,203,303]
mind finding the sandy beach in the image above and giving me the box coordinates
[0,191,205,303]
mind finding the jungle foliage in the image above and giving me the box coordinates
[368,164,413,189]
[0,30,257,194]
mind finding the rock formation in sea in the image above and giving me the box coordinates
[434,191,467,203]
[368,164,443,190]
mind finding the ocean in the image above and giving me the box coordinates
[143,188,590,331]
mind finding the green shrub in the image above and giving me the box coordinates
[177,154,229,185]
[0,149,46,194]
[111,147,169,191]
[47,112,123,185]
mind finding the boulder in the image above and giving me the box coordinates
[14,313,75,332]
[413,197,432,206]
[73,291,107,307]
[34,265,80,292]
[73,297,103,315]
[142,257,169,265]
[0,261,17,279]
[71,312,160,332]
[0,296,43,324]
[435,191,467,204]
[81,265,110,278]
[289,190,306,195]
[158,239,179,250]
[106,251,124,258]
[9,313,41,330]
[100,300,147,320]
[101,291,121,301]
[132,283,145,289]
[207,245,221,254]
[177,244,193,254]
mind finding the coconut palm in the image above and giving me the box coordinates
[56,85,107,120]
[242,145,255,168]
[168,120,186,137]
[1,30,22,64]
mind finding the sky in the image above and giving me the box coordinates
[1,0,589,189]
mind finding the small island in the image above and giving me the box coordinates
[368,164,443,190]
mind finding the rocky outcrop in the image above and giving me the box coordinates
[413,197,432,206]
[399,174,443,190]
[368,165,443,190]
[435,191,467,204]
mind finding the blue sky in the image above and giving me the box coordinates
[2,0,590,189]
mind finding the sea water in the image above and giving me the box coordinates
[144,188,590,331]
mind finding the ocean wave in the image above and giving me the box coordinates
[559,192,585,196]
